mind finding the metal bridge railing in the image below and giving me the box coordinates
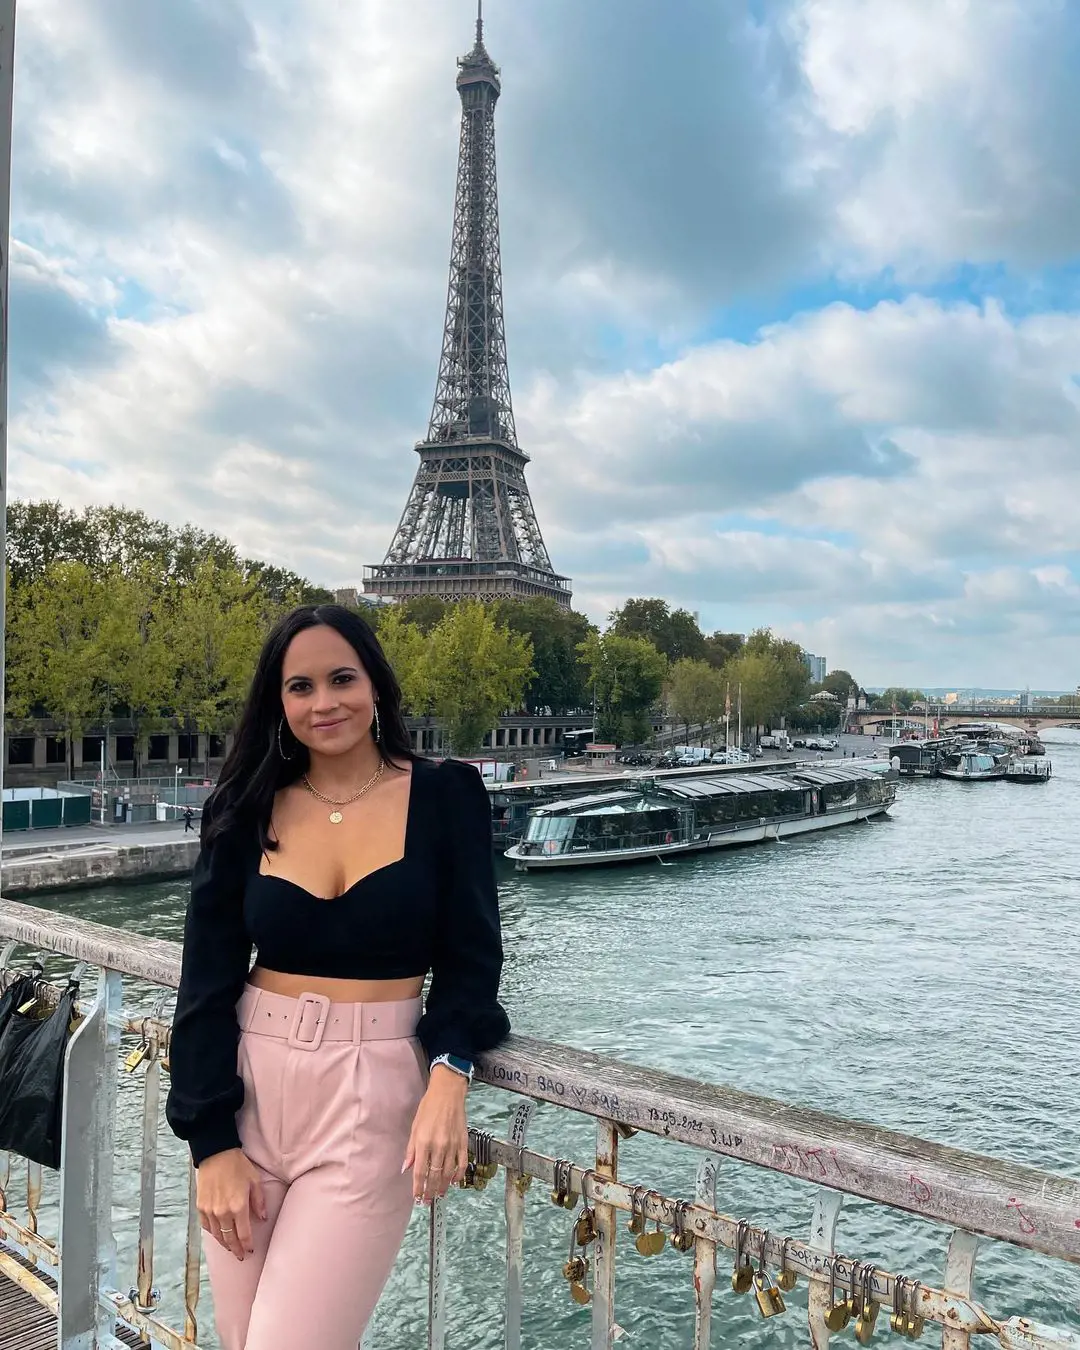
[0,896,1079,1349]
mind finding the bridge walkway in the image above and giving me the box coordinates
[0,1254,148,1349]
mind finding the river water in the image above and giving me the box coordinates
[14,731,1080,1347]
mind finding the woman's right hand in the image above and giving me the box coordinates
[196,1148,267,1261]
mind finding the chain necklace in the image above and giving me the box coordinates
[302,758,385,823]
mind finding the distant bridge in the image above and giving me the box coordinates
[850,708,1080,735]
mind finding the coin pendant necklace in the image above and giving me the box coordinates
[302,758,385,823]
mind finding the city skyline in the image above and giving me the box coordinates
[6,0,1080,687]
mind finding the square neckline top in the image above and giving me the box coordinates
[255,764,416,902]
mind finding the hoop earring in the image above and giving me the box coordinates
[277,718,293,761]
[372,704,382,745]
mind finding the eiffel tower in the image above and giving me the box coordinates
[364,3,571,610]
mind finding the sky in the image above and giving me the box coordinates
[7,0,1080,690]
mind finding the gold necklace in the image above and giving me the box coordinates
[302,759,385,823]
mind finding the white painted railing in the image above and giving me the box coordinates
[1,897,1079,1350]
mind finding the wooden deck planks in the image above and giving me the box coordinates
[0,1259,150,1349]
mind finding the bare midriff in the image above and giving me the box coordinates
[247,967,426,1004]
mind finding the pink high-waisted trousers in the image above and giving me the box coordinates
[203,984,427,1350]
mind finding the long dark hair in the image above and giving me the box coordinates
[203,604,416,851]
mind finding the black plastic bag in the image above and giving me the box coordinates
[0,973,37,1039]
[0,978,78,1169]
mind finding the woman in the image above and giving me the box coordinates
[165,603,510,1350]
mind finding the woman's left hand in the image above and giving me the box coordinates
[402,1066,469,1204]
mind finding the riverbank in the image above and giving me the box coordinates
[0,821,198,896]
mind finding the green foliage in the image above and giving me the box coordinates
[164,561,267,754]
[8,561,110,768]
[872,687,925,711]
[743,628,810,710]
[399,596,449,635]
[786,702,843,732]
[578,631,668,746]
[96,566,173,773]
[821,668,858,702]
[374,607,431,715]
[425,602,534,755]
[667,658,726,735]
[492,598,594,714]
[721,649,786,732]
[703,631,744,669]
[608,597,707,664]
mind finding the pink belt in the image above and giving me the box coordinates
[238,984,422,1052]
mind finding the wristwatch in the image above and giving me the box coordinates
[430,1052,474,1085]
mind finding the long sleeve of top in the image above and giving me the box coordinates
[165,833,253,1167]
[415,759,511,1063]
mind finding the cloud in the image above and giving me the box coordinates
[7,0,1080,687]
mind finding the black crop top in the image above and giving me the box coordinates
[165,757,510,1165]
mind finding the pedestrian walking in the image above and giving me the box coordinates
[166,604,510,1350]
[183,805,195,833]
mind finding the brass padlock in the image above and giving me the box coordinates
[627,1186,647,1238]
[550,1158,571,1209]
[124,1041,150,1073]
[890,1275,908,1335]
[822,1255,851,1332]
[854,1264,878,1344]
[904,1280,925,1339]
[574,1208,597,1247]
[563,1255,587,1283]
[752,1229,786,1317]
[754,1270,785,1318]
[731,1220,753,1293]
[776,1236,797,1291]
[564,1219,591,1305]
[513,1172,532,1197]
[670,1200,695,1253]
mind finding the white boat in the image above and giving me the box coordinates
[938,750,1008,781]
[505,765,895,871]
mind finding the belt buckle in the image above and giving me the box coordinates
[287,992,331,1050]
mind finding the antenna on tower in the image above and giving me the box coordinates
[476,0,484,45]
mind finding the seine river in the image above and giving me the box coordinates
[17,730,1080,1347]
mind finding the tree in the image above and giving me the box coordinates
[667,659,726,742]
[744,628,809,711]
[7,561,110,772]
[96,566,172,776]
[164,561,266,771]
[874,687,925,711]
[608,598,707,664]
[703,631,744,670]
[425,602,533,754]
[400,596,449,635]
[721,649,786,739]
[374,607,431,715]
[822,669,858,703]
[492,598,593,714]
[578,632,668,746]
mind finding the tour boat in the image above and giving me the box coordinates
[1004,759,1052,783]
[938,750,1009,782]
[504,765,895,871]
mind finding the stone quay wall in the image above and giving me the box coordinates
[0,837,200,897]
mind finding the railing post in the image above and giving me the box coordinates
[503,1100,534,1350]
[58,967,122,1349]
[942,1229,979,1350]
[807,1188,843,1350]
[591,1120,618,1349]
[692,1154,720,1348]
[427,1191,448,1350]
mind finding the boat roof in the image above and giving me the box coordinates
[788,765,876,785]
[532,790,642,815]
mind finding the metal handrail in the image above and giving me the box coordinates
[1,898,1079,1349]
